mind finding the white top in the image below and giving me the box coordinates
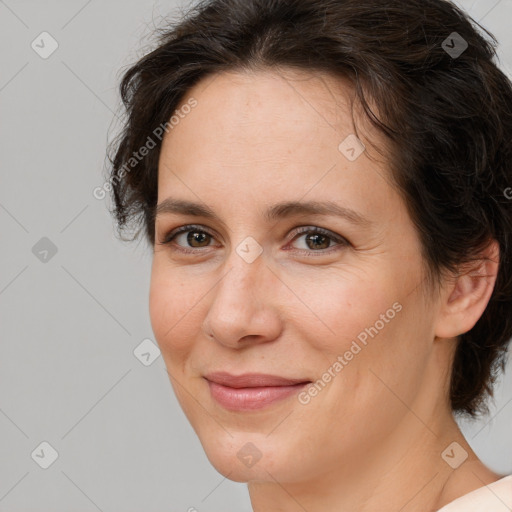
[436,475,512,511]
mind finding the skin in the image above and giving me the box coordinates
[149,68,501,512]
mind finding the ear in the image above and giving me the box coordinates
[435,239,500,339]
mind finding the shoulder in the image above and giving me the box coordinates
[436,475,512,512]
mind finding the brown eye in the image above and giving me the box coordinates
[303,233,331,250]
[290,227,348,254]
[158,225,217,251]
[185,230,211,248]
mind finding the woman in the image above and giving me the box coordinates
[107,0,512,510]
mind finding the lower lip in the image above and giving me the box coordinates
[206,380,309,411]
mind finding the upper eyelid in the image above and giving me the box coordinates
[165,224,217,241]
[157,224,219,248]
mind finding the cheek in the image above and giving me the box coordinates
[311,276,431,416]
[290,267,398,353]
[295,264,429,398]
[148,262,200,359]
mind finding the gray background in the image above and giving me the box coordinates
[0,0,511,510]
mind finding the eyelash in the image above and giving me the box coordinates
[157,224,349,257]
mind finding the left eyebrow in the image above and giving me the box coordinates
[263,200,373,228]
[153,198,373,228]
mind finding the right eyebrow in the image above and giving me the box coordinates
[154,198,225,225]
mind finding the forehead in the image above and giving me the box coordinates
[160,69,385,169]
[169,68,362,143]
[156,68,395,219]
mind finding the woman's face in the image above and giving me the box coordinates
[149,69,446,484]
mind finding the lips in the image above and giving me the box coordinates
[204,372,311,411]
[204,372,310,388]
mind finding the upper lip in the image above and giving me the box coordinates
[204,372,311,388]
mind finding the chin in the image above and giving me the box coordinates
[195,427,308,483]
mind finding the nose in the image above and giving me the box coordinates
[201,249,283,349]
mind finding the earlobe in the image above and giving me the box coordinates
[435,240,500,339]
